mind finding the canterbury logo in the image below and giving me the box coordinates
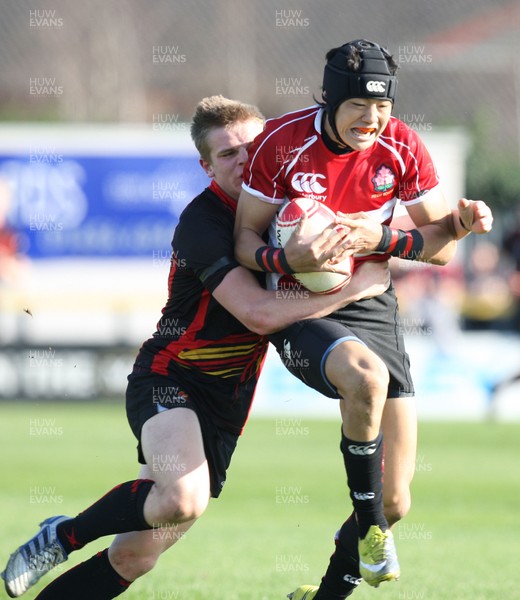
[348,443,377,456]
[291,172,327,194]
[353,491,375,500]
[283,339,291,360]
[366,80,386,93]
[343,574,362,586]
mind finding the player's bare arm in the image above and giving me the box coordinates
[211,260,390,335]
[334,188,493,265]
[404,195,493,263]
[334,188,456,263]
[234,189,352,274]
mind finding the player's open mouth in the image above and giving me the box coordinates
[351,127,376,138]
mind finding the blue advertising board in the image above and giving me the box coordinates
[0,125,208,258]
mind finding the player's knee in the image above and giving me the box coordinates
[331,349,389,408]
[384,491,411,526]
[157,485,209,524]
[358,358,389,405]
[174,492,209,523]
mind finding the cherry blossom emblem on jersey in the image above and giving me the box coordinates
[371,164,396,193]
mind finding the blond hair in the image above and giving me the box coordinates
[190,95,264,162]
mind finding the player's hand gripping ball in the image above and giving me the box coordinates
[275,197,353,294]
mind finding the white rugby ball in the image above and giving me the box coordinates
[275,197,353,294]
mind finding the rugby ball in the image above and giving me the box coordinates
[275,197,353,294]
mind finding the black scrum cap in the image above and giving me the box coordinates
[322,39,398,142]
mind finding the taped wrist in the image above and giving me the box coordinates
[375,225,424,260]
[255,246,295,274]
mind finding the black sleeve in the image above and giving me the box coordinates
[173,198,239,293]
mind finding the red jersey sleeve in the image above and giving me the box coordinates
[242,122,288,205]
[390,123,440,203]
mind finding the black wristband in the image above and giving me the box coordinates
[277,249,294,274]
[375,225,424,260]
[375,225,393,252]
[255,246,295,274]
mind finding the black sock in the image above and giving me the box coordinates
[57,479,154,554]
[314,514,361,600]
[340,432,386,539]
[336,513,360,563]
[35,549,131,599]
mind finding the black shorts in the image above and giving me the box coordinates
[126,372,239,498]
[268,285,414,399]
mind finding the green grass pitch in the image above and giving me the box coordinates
[0,401,518,599]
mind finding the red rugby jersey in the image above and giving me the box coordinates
[243,105,440,230]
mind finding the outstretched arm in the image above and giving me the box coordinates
[334,188,493,265]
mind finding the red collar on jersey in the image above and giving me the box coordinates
[209,180,237,213]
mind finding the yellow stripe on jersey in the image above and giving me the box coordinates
[178,343,258,361]
[176,343,265,379]
[204,367,245,377]
[178,363,257,379]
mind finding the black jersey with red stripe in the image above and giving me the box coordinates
[132,180,268,434]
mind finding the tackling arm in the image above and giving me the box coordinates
[212,260,390,335]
